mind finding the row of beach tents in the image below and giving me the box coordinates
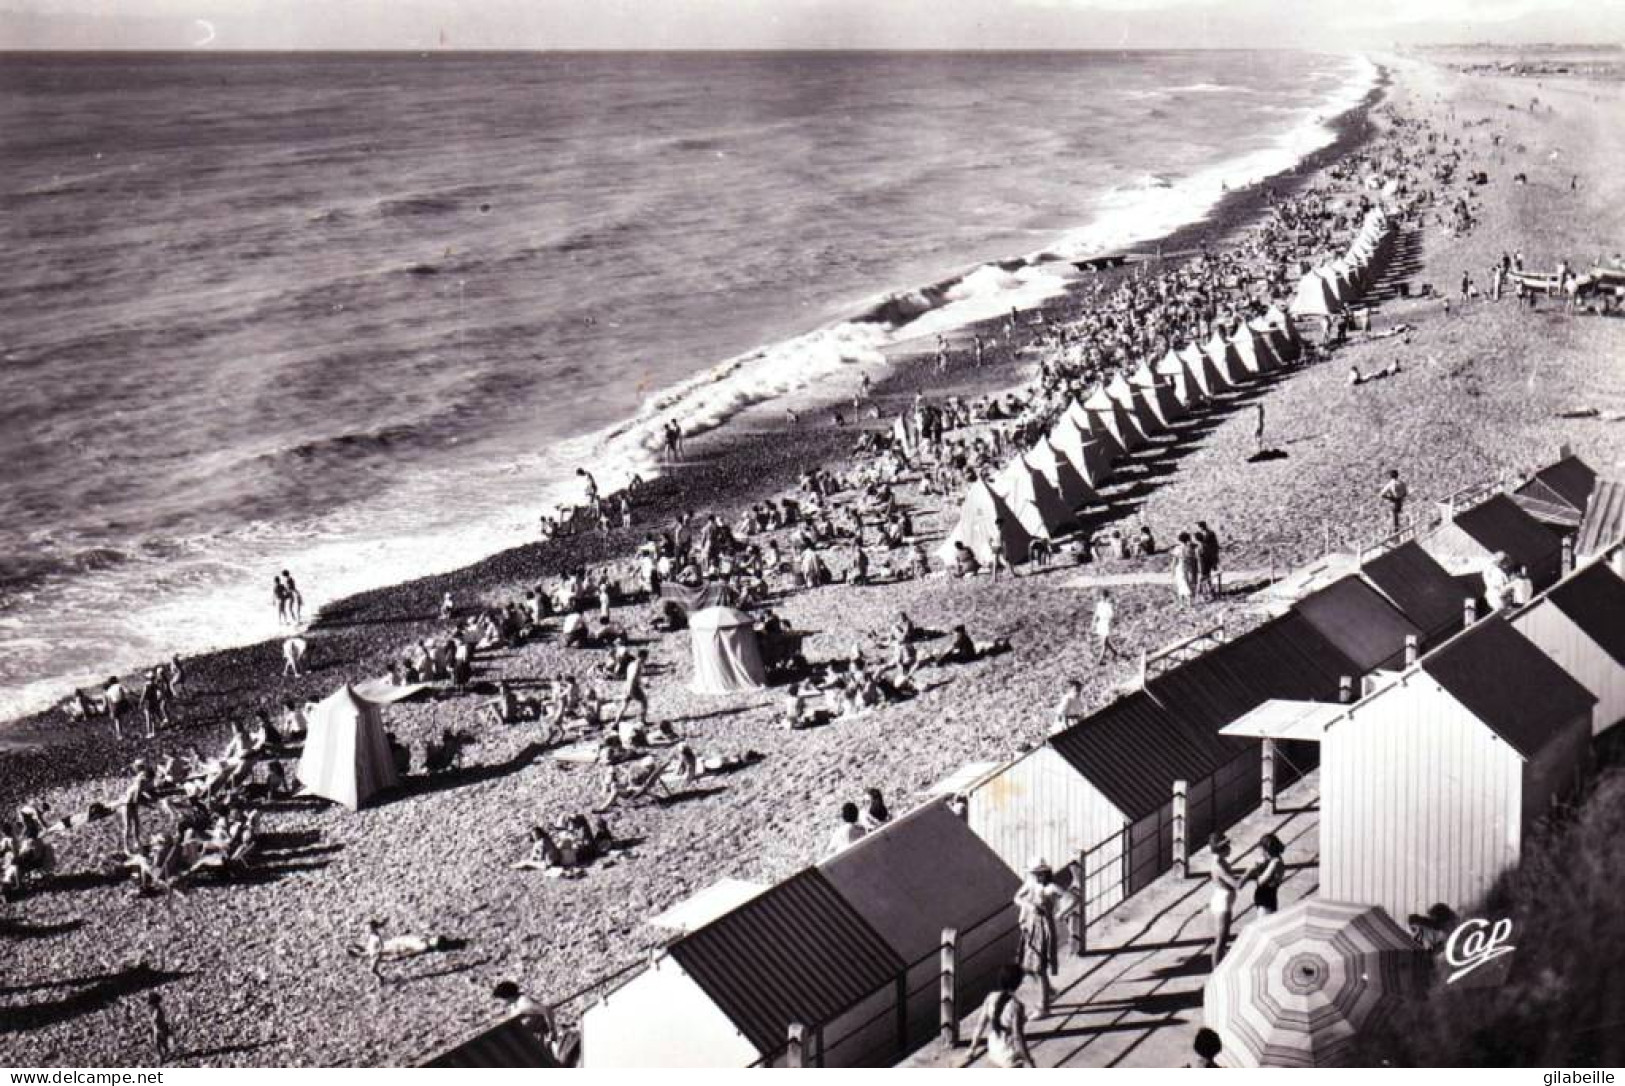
[1288,206,1396,319]
[935,306,1306,568]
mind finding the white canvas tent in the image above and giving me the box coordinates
[1026,439,1097,511]
[938,480,1032,567]
[1264,304,1302,361]
[1230,323,1277,376]
[690,607,768,694]
[1204,330,1249,386]
[1154,349,1206,409]
[1129,361,1187,423]
[1180,343,1227,397]
[1049,415,1116,489]
[1083,386,1145,452]
[1106,374,1165,437]
[993,455,1077,539]
[1290,270,1340,317]
[297,685,400,811]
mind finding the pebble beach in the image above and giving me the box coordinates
[4,50,1625,1068]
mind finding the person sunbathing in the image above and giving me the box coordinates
[355,919,453,982]
[511,826,565,872]
[933,625,1011,666]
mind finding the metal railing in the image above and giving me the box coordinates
[1139,621,1227,686]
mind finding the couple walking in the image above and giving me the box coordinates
[1171,521,1222,603]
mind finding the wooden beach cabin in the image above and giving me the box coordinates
[1510,560,1625,737]
[1322,616,1595,922]
[1422,492,1563,591]
[1358,540,1467,648]
[1511,453,1596,530]
[965,613,1360,922]
[817,800,1021,1062]
[581,869,904,1067]
[1291,575,1424,674]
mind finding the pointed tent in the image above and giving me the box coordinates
[1262,304,1302,361]
[1180,343,1228,398]
[1106,374,1165,437]
[993,455,1078,539]
[1230,323,1276,377]
[1319,263,1356,303]
[1290,270,1340,317]
[297,685,401,811]
[891,412,920,459]
[690,607,768,694]
[1026,439,1097,510]
[1049,415,1116,489]
[1065,398,1125,462]
[1129,364,1187,426]
[1083,386,1146,452]
[938,480,1032,567]
[1155,349,1206,409]
[1204,330,1249,386]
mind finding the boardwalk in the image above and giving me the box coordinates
[905,771,1322,1070]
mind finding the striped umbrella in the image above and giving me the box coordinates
[1203,899,1425,1067]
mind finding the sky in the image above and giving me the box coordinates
[2,0,1623,51]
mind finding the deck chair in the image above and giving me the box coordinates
[596,749,681,811]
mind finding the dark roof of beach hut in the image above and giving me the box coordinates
[1292,575,1423,673]
[1361,541,1467,643]
[667,868,902,1055]
[1544,560,1625,668]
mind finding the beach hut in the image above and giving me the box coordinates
[1048,415,1116,490]
[1321,616,1595,921]
[689,607,768,694]
[992,455,1076,540]
[1291,575,1424,674]
[1154,349,1205,409]
[580,869,905,1067]
[1511,453,1596,530]
[1358,540,1467,648]
[1510,560,1625,737]
[422,1019,560,1068]
[296,685,400,811]
[818,800,1021,1060]
[1179,343,1228,398]
[1083,386,1145,452]
[1025,439,1096,511]
[1204,330,1249,386]
[1229,323,1277,377]
[1576,477,1625,560]
[964,613,1360,919]
[1289,270,1340,318]
[938,480,1031,567]
[1421,493,1563,591]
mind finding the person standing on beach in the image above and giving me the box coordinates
[1171,533,1197,605]
[1379,469,1409,532]
[1196,522,1221,599]
[121,762,157,852]
[281,571,304,624]
[611,649,649,728]
[273,575,291,625]
[1093,592,1125,664]
[1015,858,1075,1016]
[1252,404,1266,455]
[283,632,308,678]
[1206,832,1243,967]
[104,675,130,740]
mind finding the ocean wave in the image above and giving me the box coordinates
[1169,82,1249,94]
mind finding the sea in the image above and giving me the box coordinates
[0,50,1375,723]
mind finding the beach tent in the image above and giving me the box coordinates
[891,412,920,459]
[1105,374,1165,437]
[1083,386,1145,452]
[689,606,768,694]
[1263,304,1302,361]
[297,685,400,811]
[1065,397,1125,461]
[1204,331,1249,386]
[1230,323,1277,377]
[1154,349,1206,409]
[1180,343,1227,398]
[938,480,1032,567]
[1252,316,1295,367]
[1129,360,1188,422]
[1048,415,1116,489]
[1289,271,1340,318]
[1025,439,1097,511]
[993,455,1077,539]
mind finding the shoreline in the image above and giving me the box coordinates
[0,77,1384,803]
[0,53,1377,731]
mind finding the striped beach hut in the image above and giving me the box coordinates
[1510,559,1625,737]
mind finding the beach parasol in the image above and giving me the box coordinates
[1203,899,1426,1067]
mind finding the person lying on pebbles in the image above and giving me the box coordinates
[354,918,456,983]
